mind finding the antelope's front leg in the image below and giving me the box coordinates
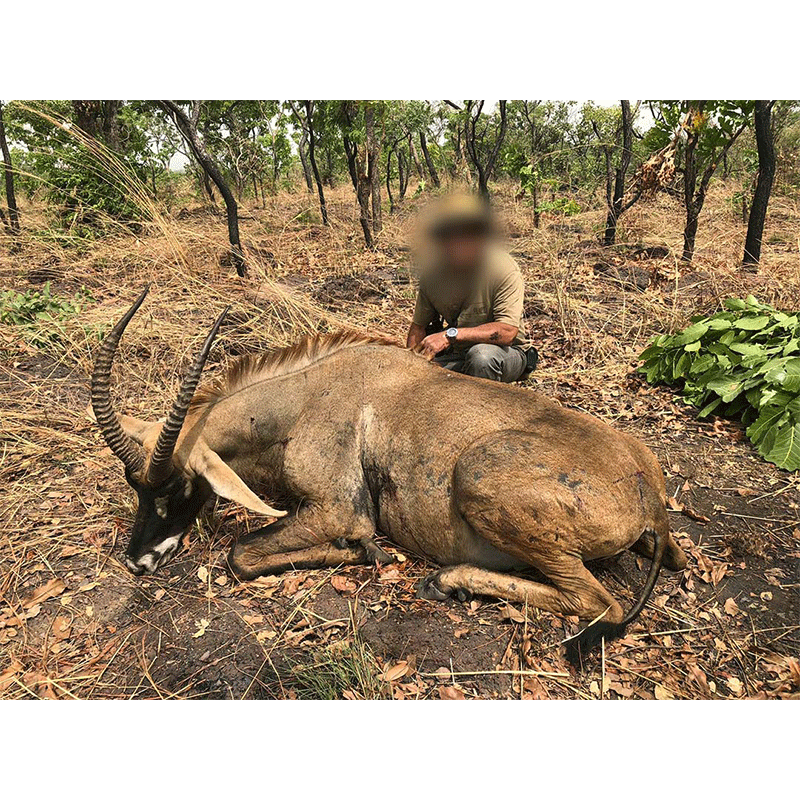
[227,506,376,581]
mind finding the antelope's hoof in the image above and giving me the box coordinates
[227,542,261,582]
[455,588,473,603]
[362,539,395,565]
[416,574,451,601]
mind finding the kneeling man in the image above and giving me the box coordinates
[406,193,533,382]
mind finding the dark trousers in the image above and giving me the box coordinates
[433,343,527,383]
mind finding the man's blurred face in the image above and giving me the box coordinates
[436,222,489,274]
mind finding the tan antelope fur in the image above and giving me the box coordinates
[92,288,687,662]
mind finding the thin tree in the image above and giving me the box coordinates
[593,101,642,246]
[463,100,508,199]
[365,102,382,235]
[743,101,776,269]
[0,101,20,236]
[385,146,396,213]
[160,101,246,276]
[298,129,313,192]
[418,130,440,188]
[678,102,749,262]
[290,102,329,225]
[342,104,373,248]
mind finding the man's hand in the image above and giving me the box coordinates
[420,331,450,358]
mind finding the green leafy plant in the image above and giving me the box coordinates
[639,296,800,471]
[534,196,580,216]
[0,282,94,347]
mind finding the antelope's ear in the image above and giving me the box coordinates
[191,448,287,518]
[85,403,157,445]
[118,415,161,445]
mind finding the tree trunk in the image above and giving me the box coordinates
[398,149,409,200]
[419,131,440,188]
[201,169,216,204]
[532,182,540,229]
[681,106,701,263]
[0,101,20,236]
[386,148,396,213]
[161,101,246,276]
[682,203,700,263]
[365,103,382,235]
[72,101,123,150]
[298,129,313,192]
[304,102,329,226]
[603,100,634,246]
[680,102,747,263]
[464,100,508,200]
[743,101,776,269]
[408,134,423,179]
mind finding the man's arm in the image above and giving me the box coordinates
[406,322,427,349]
[418,322,518,358]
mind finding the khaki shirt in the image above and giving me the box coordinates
[412,246,530,351]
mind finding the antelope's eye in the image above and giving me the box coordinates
[154,496,170,518]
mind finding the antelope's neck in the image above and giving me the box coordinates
[181,369,323,470]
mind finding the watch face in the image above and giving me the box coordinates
[446,328,458,339]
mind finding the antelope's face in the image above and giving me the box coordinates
[91,287,286,578]
[123,471,209,575]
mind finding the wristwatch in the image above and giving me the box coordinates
[445,327,458,346]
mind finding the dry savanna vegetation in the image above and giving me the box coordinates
[0,100,798,700]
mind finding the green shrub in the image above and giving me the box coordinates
[0,282,94,348]
[639,296,800,471]
[535,197,580,216]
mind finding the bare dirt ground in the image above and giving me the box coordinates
[1,182,798,699]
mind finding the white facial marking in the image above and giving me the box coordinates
[130,535,182,574]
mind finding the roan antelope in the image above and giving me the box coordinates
[92,287,687,663]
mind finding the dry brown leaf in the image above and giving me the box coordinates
[281,575,308,596]
[330,575,358,595]
[726,676,744,696]
[51,615,72,642]
[654,684,674,700]
[501,605,526,624]
[438,685,465,700]
[723,597,740,616]
[23,577,66,609]
[0,659,23,692]
[242,614,264,625]
[382,661,409,682]
[688,664,711,698]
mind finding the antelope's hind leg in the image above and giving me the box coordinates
[417,561,624,623]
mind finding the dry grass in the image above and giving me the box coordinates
[1,175,798,699]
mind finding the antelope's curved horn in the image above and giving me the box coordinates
[146,307,229,486]
[91,286,149,476]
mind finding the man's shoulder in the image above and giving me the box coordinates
[487,247,523,283]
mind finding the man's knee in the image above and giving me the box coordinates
[464,344,503,379]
